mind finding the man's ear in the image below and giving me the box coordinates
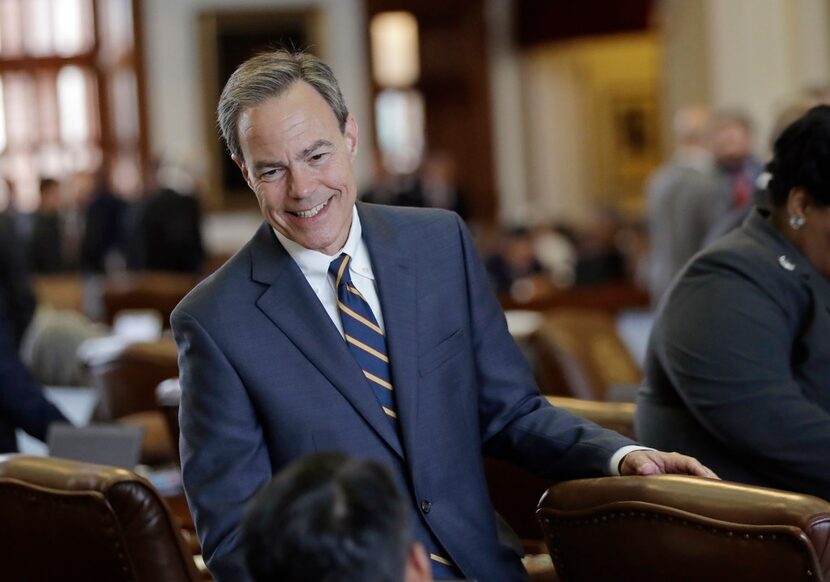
[343,115,359,161]
[232,153,253,190]
[404,543,432,582]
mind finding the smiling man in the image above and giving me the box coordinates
[172,49,715,582]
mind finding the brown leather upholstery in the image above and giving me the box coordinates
[102,272,198,327]
[0,455,201,582]
[537,475,830,582]
[499,281,650,313]
[32,274,85,312]
[545,396,636,439]
[486,397,637,542]
[533,308,641,400]
[89,338,179,420]
[87,338,180,464]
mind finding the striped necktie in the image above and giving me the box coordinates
[329,253,398,424]
[328,253,461,579]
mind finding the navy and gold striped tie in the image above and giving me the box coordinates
[329,253,399,424]
[328,252,460,579]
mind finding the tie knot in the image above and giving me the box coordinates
[329,253,353,287]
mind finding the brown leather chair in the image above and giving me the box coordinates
[102,272,198,327]
[537,475,830,582]
[533,308,642,401]
[86,337,180,464]
[0,454,202,582]
[485,397,637,544]
[32,274,85,312]
[546,396,636,439]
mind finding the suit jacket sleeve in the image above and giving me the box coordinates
[0,307,68,446]
[655,254,830,493]
[452,215,636,478]
[172,308,269,582]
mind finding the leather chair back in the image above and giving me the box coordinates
[533,308,641,400]
[0,455,201,582]
[485,397,636,542]
[537,475,830,582]
[86,338,179,464]
[102,272,197,327]
[88,338,179,421]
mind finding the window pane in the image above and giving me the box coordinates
[4,151,38,211]
[375,89,425,174]
[98,0,133,60]
[0,0,24,56]
[37,142,64,177]
[58,66,89,145]
[23,0,52,56]
[4,72,35,148]
[53,0,93,56]
[110,69,138,143]
[36,70,60,143]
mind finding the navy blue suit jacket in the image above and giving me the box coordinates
[172,204,634,581]
[0,218,67,452]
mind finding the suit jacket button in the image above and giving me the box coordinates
[420,500,432,514]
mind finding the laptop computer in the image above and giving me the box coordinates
[46,423,144,469]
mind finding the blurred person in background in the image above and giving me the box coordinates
[645,105,717,303]
[703,109,764,242]
[485,226,552,302]
[0,214,69,452]
[573,207,627,286]
[636,105,830,500]
[27,178,65,274]
[79,166,127,320]
[0,177,21,234]
[127,159,205,274]
[398,151,468,220]
[531,221,577,288]
[80,166,127,275]
[242,453,433,582]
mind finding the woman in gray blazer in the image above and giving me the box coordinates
[636,105,830,500]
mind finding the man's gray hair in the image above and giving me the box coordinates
[217,49,349,158]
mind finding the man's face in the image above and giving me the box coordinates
[234,81,358,255]
[713,121,751,169]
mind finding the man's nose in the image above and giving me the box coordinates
[289,168,315,197]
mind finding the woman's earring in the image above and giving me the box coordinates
[789,215,806,230]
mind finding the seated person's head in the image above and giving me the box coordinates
[242,452,431,582]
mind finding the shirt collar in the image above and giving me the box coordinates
[272,206,374,287]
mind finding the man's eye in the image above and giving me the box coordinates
[260,169,281,180]
[310,152,329,162]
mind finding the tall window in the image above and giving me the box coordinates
[0,0,145,210]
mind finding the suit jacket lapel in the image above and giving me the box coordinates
[249,222,404,458]
[359,204,420,460]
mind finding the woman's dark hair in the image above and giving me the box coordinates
[766,104,830,208]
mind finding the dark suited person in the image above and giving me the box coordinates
[242,453,433,582]
[80,169,126,274]
[172,49,715,582]
[0,218,69,452]
[645,105,718,303]
[129,185,204,273]
[27,178,64,274]
[637,105,830,499]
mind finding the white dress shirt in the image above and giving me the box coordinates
[273,206,384,338]
[273,206,645,475]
